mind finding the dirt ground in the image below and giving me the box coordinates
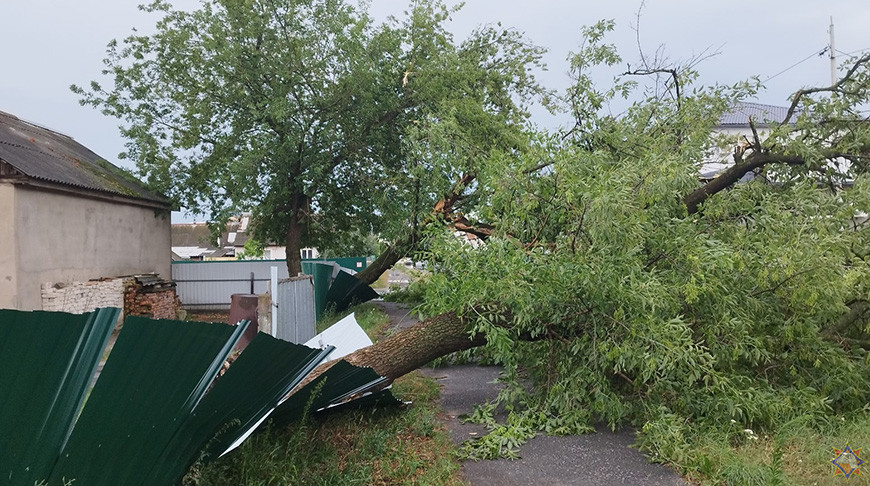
[185,310,231,324]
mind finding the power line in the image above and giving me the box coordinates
[836,47,870,56]
[763,47,828,83]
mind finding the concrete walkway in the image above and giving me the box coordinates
[376,301,687,486]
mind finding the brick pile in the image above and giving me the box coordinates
[41,279,125,314]
[123,276,180,320]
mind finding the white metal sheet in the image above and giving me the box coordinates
[304,313,372,361]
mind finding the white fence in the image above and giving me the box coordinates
[172,260,290,310]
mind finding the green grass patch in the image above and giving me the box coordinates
[315,303,390,336]
[640,413,870,485]
[186,304,466,486]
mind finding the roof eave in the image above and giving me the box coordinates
[2,175,173,211]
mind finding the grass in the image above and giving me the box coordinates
[186,304,466,486]
[315,303,390,335]
[652,414,870,485]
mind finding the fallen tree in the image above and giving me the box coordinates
[326,24,870,467]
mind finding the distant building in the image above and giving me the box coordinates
[171,214,317,261]
[0,110,172,310]
[702,101,796,181]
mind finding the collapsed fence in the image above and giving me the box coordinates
[172,258,370,311]
[0,307,397,486]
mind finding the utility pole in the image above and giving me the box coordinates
[829,16,837,84]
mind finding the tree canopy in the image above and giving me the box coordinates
[74,0,544,275]
[404,21,870,468]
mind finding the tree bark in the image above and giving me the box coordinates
[285,195,305,276]
[355,241,410,286]
[344,311,486,381]
[293,310,486,392]
[683,151,805,215]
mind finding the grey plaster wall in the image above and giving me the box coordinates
[11,186,171,310]
[0,184,18,308]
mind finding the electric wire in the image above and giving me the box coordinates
[763,47,828,83]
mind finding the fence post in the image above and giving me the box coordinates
[270,266,278,336]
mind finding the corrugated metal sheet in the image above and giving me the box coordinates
[0,110,169,205]
[144,336,333,485]
[48,317,249,486]
[273,360,401,425]
[2,306,399,485]
[301,261,335,320]
[305,312,372,362]
[172,260,290,309]
[276,277,316,343]
[0,307,119,486]
[324,270,380,314]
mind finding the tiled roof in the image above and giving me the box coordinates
[0,110,169,205]
[718,102,797,127]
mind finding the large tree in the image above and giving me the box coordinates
[74,0,544,276]
[336,21,870,464]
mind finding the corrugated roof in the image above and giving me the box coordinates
[0,110,169,205]
[718,102,797,127]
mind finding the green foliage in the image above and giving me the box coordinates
[235,237,264,260]
[417,21,870,480]
[73,0,544,269]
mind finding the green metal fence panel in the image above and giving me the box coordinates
[0,308,118,486]
[2,308,399,485]
[271,360,398,426]
[301,261,334,320]
[144,335,333,485]
[324,271,380,315]
[303,257,368,271]
[48,317,248,486]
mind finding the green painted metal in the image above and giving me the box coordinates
[303,257,368,271]
[301,261,335,320]
[144,336,334,485]
[2,308,399,485]
[0,307,118,486]
[48,317,248,486]
[271,360,398,426]
[324,271,380,314]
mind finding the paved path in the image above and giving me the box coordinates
[376,301,687,486]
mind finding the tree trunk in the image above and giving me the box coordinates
[344,311,486,381]
[295,310,486,392]
[355,241,409,286]
[285,200,304,277]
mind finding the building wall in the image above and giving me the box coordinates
[0,184,17,308]
[13,186,171,310]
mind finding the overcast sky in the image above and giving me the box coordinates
[2,1,868,220]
